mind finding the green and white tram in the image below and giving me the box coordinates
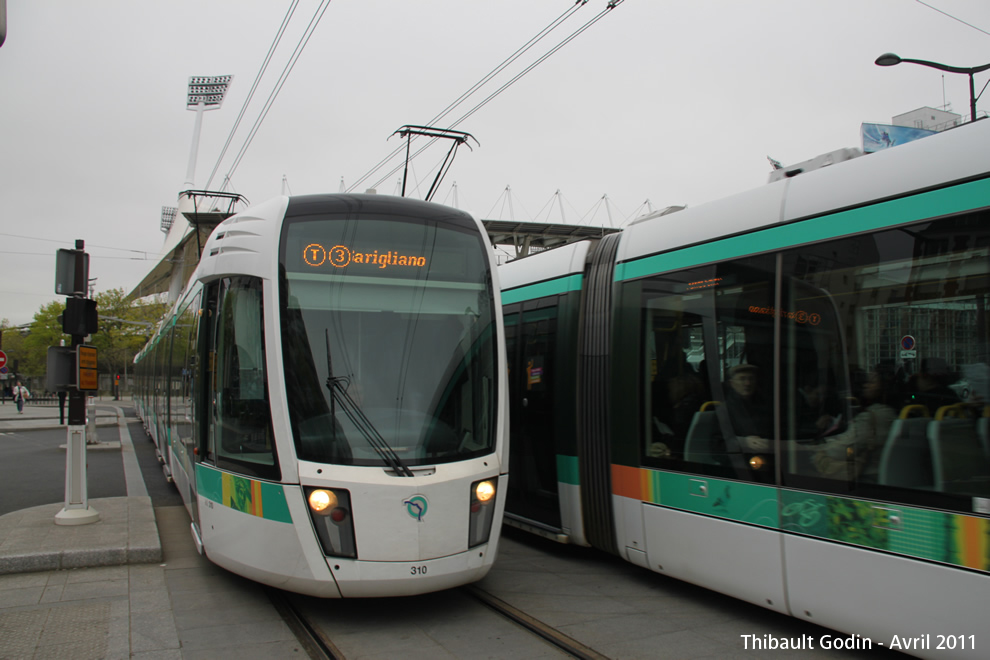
[134,193,507,597]
[500,119,989,658]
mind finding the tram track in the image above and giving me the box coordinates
[268,582,610,659]
[266,587,345,660]
[464,585,610,660]
[262,530,911,660]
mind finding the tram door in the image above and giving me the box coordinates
[201,276,279,553]
[505,304,562,530]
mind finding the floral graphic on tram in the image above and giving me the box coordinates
[222,472,263,517]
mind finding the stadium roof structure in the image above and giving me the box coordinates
[482,219,620,258]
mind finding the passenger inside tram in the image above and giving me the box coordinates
[813,368,896,481]
[725,364,772,451]
[795,374,833,440]
[906,357,961,414]
[648,372,705,459]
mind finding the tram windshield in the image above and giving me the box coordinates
[279,208,497,467]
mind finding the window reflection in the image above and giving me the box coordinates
[640,212,990,510]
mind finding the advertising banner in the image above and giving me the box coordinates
[861,123,936,153]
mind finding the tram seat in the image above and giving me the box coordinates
[878,405,933,488]
[929,405,990,495]
[684,401,721,464]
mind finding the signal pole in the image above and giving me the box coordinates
[50,240,100,525]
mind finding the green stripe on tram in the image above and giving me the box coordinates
[502,274,583,305]
[777,490,971,566]
[556,454,580,486]
[615,177,990,282]
[651,471,780,528]
[196,464,293,524]
[642,473,986,571]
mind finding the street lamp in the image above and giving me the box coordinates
[184,75,233,188]
[875,53,990,122]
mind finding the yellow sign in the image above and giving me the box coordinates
[78,346,98,369]
[77,346,98,391]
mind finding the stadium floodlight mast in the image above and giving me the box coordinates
[875,53,990,122]
[184,75,233,189]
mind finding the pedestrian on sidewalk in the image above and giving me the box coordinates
[12,381,30,414]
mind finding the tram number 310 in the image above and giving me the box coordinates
[410,565,428,576]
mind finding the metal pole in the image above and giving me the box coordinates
[68,240,86,428]
[185,103,205,188]
[56,238,99,525]
[969,72,977,122]
[401,133,411,197]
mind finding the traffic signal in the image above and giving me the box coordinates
[55,248,89,296]
[59,297,98,336]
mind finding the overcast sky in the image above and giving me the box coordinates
[1,0,989,326]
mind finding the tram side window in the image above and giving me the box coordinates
[775,274,852,480]
[641,256,777,483]
[781,212,990,511]
[213,277,279,480]
[168,321,185,436]
[173,293,201,455]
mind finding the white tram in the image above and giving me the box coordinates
[500,119,990,658]
[134,193,508,597]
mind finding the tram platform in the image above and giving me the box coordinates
[0,397,150,574]
[0,399,306,658]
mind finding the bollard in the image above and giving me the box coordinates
[86,396,97,444]
[55,426,100,525]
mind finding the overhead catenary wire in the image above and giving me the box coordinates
[445,1,625,133]
[360,1,625,195]
[0,233,155,258]
[346,1,590,194]
[914,0,990,38]
[220,0,334,189]
[367,3,625,193]
[0,252,153,261]
[204,0,301,191]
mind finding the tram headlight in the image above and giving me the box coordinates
[304,487,357,558]
[308,489,338,514]
[469,477,498,548]
[475,479,496,503]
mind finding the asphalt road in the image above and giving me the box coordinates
[0,407,181,516]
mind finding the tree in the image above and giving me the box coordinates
[22,301,68,379]
[89,289,168,380]
[5,291,168,391]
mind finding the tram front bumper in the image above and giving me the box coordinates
[327,543,496,598]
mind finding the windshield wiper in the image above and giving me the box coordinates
[325,330,414,477]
